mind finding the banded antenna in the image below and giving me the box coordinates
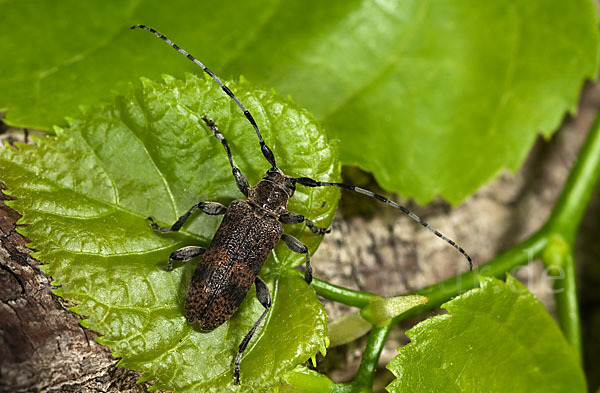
[131,25,473,271]
[130,24,278,169]
[294,177,473,271]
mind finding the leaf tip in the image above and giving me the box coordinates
[79,318,90,328]
[53,125,64,135]
[320,337,329,357]
[310,355,317,368]
[161,74,176,84]
[139,76,155,87]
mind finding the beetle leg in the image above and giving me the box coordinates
[201,116,250,196]
[279,211,330,235]
[148,201,227,232]
[234,276,271,385]
[167,246,206,271]
[281,233,313,284]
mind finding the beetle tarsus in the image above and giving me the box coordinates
[147,216,169,232]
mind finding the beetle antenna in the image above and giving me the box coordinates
[293,177,473,271]
[130,24,278,169]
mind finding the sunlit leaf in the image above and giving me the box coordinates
[0,75,340,392]
[387,276,586,393]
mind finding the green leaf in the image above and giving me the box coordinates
[280,366,336,393]
[386,276,586,393]
[2,1,597,203]
[0,74,340,392]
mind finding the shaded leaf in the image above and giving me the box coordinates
[1,0,597,202]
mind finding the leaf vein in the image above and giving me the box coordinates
[6,159,202,242]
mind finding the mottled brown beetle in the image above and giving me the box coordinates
[132,24,473,385]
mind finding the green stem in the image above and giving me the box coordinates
[542,108,600,356]
[553,252,581,361]
[394,228,549,322]
[349,322,392,393]
[312,277,375,308]
[546,109,600,243]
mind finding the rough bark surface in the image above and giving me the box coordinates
[0,186,152,392]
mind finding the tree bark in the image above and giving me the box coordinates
[0,187,151,393]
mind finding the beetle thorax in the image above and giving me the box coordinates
[248,168,295,213]
[248,179,290,212]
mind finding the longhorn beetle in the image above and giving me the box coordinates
[131,24,473,385]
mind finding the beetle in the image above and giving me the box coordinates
[131,24,473,385]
